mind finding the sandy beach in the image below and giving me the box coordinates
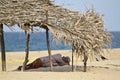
[0,49,120,80]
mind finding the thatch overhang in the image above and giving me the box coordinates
[47,9,111,57]
[0,0,111,49]
[0,0,79,30]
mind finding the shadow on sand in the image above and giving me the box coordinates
[13,65,110,72]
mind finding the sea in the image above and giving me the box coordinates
[1,31,120,52]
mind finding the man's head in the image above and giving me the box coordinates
[62,56,70,65]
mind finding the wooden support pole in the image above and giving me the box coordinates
[0,24,6,71]
[46,29,53,71]
[23,31,30,71]
[83,53,88,72]
[72,46,74,72]
[45,7,53,71]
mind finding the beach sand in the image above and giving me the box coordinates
[0,49,120,80]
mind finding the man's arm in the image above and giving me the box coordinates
[56,60,65,66]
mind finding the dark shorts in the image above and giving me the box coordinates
[32,58,43,68]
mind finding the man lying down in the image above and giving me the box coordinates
[17,54,70,71]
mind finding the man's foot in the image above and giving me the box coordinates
[17,66,22,71]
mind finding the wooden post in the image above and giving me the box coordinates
[23,31,30,71]
[46,28,53,71]
[0,24,6,71]
[45,7,53,71]
[72,46,74,72]
[83,53,88,72]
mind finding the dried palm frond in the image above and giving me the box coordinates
[47,9,111,60]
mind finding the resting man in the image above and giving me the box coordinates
[17,54,70,70]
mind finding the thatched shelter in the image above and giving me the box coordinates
[0,0,111,72]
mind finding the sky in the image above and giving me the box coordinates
[4,0,120,31]
[54,0,120,31]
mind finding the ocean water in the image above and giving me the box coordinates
[1,31,120,52]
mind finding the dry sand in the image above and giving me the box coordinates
[0,49,120,80]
